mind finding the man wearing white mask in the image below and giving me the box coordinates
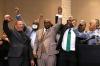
[29,21,39,66]
[30,21,39,50]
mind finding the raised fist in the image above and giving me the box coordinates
[15,7,20,14]
[4,15,13,22]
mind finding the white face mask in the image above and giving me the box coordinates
[5,38,9,41]
[32,24,38,29]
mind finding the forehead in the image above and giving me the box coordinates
[90,22,96,26]
[16,21,24,24]
[4,15,11,18]
[44,22,50,24]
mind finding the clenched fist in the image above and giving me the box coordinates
[4,15,13,22]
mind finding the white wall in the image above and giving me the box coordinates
[0,0,61,36]
[0,0,5,36]
[5,0,61,25]
[72,0,100,22]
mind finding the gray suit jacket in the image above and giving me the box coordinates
[34,22,61,58]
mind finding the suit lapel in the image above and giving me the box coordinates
[38,28,50,42]
[43,28,51,41]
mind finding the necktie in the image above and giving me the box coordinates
[66,29,71,51]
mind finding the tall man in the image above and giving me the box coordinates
[33,19,61,66]
[3,15,34,66]
[57,19,78,66]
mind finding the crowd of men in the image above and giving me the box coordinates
[0,7,100,66]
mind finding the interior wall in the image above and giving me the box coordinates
[72,0,100,22]
[0,0,5,36]
[5,0,61,26]
[2,0,100,32]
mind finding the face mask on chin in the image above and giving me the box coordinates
[32,24,38,30]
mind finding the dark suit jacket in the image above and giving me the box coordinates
[3,20,33,60]
[56,25,79,51]
[55,16,58,24]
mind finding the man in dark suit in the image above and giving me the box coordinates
[3,15,34,66]
[56,19,78,66]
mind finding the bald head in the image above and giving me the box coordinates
[15,21,24,31]
[68,16,73,21]
[80,20,86,25]
[4,15,10,18]
[78,20,86,32]
[44,19,52,29]
[90,19,96,24]
[89,19,97,31]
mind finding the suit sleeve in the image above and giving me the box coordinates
[56,27,65,50]
[53,18,62,32]
[29,42,34,60]
[3,20,12,38]
[55,16,58,24]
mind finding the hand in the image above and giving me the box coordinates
[15,7,19,11]
[31,60,35,66]
[91,35,95,39]
[4,15,13,22]
[33,51,37,58]
[0,38,3,45]
[15,7,20,13]
[0,41,3,45]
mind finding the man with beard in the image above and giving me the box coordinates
[56,19,78,66]
[33,19,61,66]
[3,15,34,66]
[74,20,87,44]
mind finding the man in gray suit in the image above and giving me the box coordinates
[3,15,34,66]
[33,19,61,66]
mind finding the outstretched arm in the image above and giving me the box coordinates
[3,15,12,38]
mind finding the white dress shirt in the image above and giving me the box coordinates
[30,31,36,49]
[62,28,76,51]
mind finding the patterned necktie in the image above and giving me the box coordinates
[66,29,71,51]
